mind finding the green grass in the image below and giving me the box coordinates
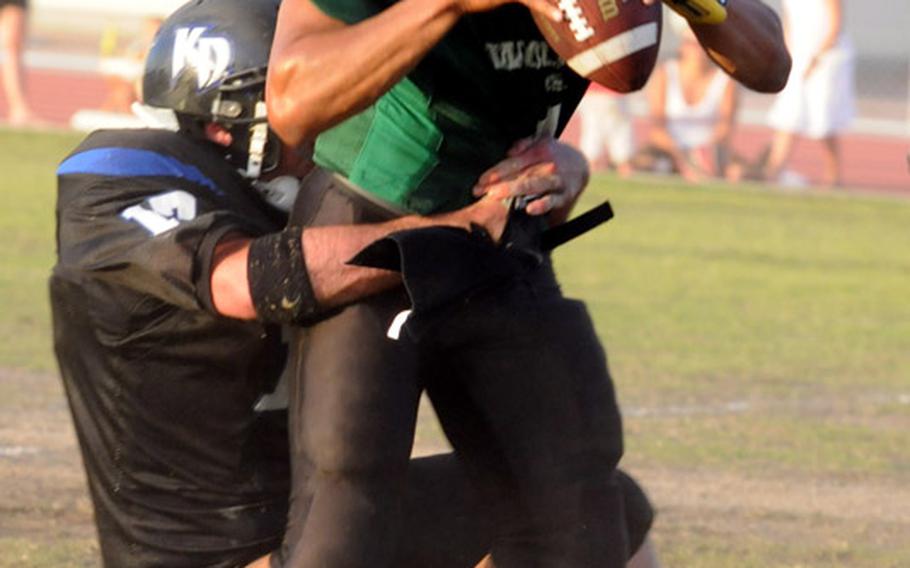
[555,175,910,515]
[628,411,910,476]
[0,129,82,372]
[557,175,910,401]
[3,129,909,567]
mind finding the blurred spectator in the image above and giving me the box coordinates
[98,17,162,114]
[632,25,738,183]
[1,0,32,124]
[762,0,855,187]
[577,83,635,177]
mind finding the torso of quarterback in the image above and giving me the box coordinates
[311,0,589,214]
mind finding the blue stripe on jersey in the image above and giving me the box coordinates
[57,148,223,195]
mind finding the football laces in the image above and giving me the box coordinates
[558,0,595,42]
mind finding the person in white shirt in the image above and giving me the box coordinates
[577,83,636,177]
[633,22,738,182]
[763,0,855,187]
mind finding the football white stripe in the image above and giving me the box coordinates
[566,22,660,77]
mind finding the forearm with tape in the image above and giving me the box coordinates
[664,0,728,25]
[247,226,320,324]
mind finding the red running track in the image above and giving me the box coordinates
[3,69,110,126]
[561,117,909,194]
[4,67,909,194]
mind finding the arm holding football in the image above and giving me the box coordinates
[267,0,561,146]
[689,0,791,93]
[267,0,459,146]
[644,0,790,93]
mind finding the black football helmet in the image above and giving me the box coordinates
[142,0,282,178]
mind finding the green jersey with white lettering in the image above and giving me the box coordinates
[311,1,589,214]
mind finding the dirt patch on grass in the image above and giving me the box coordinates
[2,368,908,567]
[0,368,94,535]
[0,368,97,566]
[637,466,910,525]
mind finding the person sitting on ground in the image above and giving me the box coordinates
[632,19,738,183]
[577,82,635,177]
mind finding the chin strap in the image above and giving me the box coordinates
[245,101,269,178]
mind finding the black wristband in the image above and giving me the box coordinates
[247,226,318,324]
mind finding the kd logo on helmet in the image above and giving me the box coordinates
[172,27,233,90]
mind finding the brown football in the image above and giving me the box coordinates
[533,0,663,93]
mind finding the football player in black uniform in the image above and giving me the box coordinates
[51,0,655,566]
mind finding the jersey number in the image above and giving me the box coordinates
[536,104,562,138]
[121,190,198,236]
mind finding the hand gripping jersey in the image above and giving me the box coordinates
[312,1,590,214]
[51,129,290,567]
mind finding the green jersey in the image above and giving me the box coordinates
[311,1,589,214]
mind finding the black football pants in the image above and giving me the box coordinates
[278,171,635,567]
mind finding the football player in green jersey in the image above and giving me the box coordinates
[261,1,790,567]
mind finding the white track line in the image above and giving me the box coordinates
[0,446,40,458]
[625,391,910,419]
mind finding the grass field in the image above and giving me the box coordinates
[1,128,908,567]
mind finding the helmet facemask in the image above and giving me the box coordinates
[210,67,281,179]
